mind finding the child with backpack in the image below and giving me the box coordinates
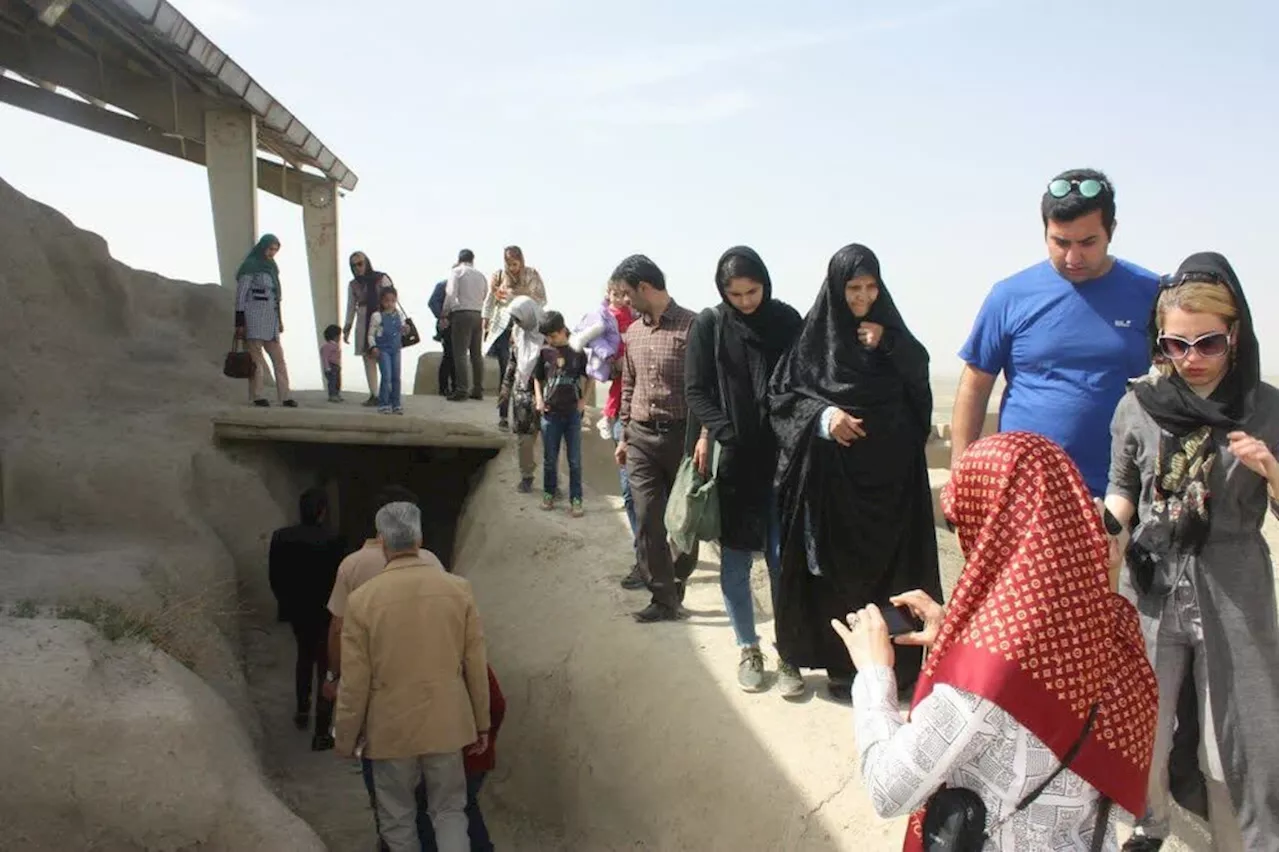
[533,311,591,517]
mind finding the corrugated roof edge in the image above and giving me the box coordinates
[108,0,358,190]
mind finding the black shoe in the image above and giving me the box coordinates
[498,418,510,432]
[469,391,484,400]
[447,392,468,402]
[310,733,335,752]
[620,570,646,590]
[827,677,853,703]
[282,399,298,408]
[1121,837,1163,852]
[516,477,533,494]
[633,602,680,623]
[253,398,270,407]
[292,711,309,730]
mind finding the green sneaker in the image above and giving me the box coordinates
[737,646,766,693]
[776,661,806,699]
[570,499,584,518]
[540,493,555,511]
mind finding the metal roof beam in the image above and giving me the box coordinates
[0,24,204,137]
[0,73,309,205]
[24,0,75,27]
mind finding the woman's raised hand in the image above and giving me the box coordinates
[888,590,945,647]
[1227,431,1278,482]
[831,604,895,670]
[857,321,884,349]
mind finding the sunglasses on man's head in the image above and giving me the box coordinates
[1157,332,1231,361]
[1047,178,1109,199]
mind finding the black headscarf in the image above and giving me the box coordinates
[711,246,804,446]
[1129,251,1264,561]
[1135,252,1261,436]
[767,243,940,676]
[770,243,932,483]
[685,247,802,552]
[350,252,383,306]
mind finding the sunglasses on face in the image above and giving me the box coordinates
[1047,178,1109,199]
[1157,331,1231,361]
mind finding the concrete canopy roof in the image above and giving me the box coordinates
[0,0,357,199]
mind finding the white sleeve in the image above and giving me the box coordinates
[367,312,382,349]
[852,666,992,819]
[815,406,839,440]
[443,269,459,314]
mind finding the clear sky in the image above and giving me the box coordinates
[2,0,1276,391]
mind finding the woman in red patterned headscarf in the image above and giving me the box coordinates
[833,431,1158,851]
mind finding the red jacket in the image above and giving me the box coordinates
[603,304,637,420]
[465,666,505,775]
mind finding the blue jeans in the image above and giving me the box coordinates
[611,418,637,535]
[542,410,583,501]
[324,365,341,398]
[362,761,492,852]
[720,493,783,648]
[378,347,402,409]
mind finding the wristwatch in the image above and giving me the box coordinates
[324,671,339,684]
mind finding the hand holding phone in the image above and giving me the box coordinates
[879,603,925,637]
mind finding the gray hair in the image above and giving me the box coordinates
[375,501,421,553]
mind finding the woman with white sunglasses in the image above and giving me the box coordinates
[1105,252,1278,852]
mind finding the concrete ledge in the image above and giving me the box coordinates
[414,351,504,397]
[212,391,508,449]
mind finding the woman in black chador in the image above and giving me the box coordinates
[769,243,941,700]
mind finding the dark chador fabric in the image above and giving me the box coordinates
[768,243,941,683]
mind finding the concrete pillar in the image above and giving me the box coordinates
[301,178,341,338]
[204,109,259,288]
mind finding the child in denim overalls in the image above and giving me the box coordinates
[366,287,406,414]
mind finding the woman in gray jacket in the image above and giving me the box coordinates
[234,233,296,408]
[1105,252,1278,852]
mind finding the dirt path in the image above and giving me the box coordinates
[239,595,561,850]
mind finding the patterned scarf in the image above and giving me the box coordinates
[903,432,1158,850]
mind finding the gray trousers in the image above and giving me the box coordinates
[1134,578,1244,851]
[626,420,697,609]
[371,751,468,852]
[449,310,484,396]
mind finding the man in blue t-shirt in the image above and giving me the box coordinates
[950,168,1159,496]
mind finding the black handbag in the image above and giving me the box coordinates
[223,336,255,379]
[401,316,421,348]
[921,704,1110,851]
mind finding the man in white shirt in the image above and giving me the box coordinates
[443,249,489,402]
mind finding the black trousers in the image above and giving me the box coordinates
[438,336,456,396]
[492,327,512,419]
[291,617,333,733]
[626,420,697,609]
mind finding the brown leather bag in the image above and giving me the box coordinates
[223,336,256,379]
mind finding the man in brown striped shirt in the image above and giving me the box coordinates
[611,254,699,623]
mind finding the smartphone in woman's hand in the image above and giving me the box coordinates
[879,603,925,637]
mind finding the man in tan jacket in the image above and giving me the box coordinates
[333,501,490,852]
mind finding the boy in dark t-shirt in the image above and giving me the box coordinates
[533,311,591,517]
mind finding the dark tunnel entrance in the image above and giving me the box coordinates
[270,442,497,571]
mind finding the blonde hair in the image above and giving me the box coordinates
[1155,279,1238,376]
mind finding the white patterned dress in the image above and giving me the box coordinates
[853,665,1125,851]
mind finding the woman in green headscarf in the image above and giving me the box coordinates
[234,234,296,407]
